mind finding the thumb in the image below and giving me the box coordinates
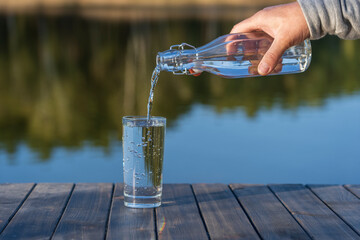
[258,39,287,75]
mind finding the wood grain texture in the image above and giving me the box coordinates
[106,183,155,240]
[0,183,34,234]
[52,183,113,240]
[230,184,310,240]
[193,183,259,240]
[309,185,360,236]
[156,184,208,240]
[270,184,360,240]
[2,183,360,240]
[0,183,73,240]
[345,185,360,199]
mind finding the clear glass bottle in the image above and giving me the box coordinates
[156,32,311,78]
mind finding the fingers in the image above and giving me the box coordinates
[225,34,242,57]
[225,32,272,60]
[229,2,309,76]
[248,60,282,75]
[258,39,287,75]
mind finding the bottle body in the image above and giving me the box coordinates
[157,32,311,78]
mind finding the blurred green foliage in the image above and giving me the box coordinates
[0,14,359,159]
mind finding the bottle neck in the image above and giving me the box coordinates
[157,49,196,75]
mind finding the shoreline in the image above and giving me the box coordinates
[0,0,291,20]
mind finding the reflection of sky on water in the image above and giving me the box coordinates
[1,93,359,184]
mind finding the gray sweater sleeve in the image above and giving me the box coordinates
[297,0,360,39]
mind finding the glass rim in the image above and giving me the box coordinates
[122,116,166,125]
[123,116,166,120]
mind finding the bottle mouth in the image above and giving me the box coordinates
[156,53,161,66]
[156,51,177,71]
[156,49,190,73]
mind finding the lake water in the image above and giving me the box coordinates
[0,13,359,184]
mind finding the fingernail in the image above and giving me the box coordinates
[258,62,270,75]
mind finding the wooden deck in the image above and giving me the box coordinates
[1,183,360,239]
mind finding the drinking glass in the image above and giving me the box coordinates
[122,116,166,208]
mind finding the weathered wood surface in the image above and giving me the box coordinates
[1,183,360,240]
[346,185,360,199]
[156,184,208,240]
[0,183,34,234]
[52,183,113,240]
[309,185,360,236]
[270,184,360,240]
[0,183,73,240]
[230,184,310,240]
[193,183,259,240]
[107,183,155,240]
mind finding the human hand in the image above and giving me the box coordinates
[225,32,281,76]
[230,2,310,75]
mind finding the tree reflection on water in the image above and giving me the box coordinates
[0,14,359,160]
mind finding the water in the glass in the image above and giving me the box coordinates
[123,117,165,208]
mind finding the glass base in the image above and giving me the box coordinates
[124,194,161,208]
[124,201,161,208]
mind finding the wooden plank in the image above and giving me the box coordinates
[0,183,34,234]
[270,184,360,240]
[0,183,73,240]
[230,184,310,240]
[52,183,113,240]
[309,185,360,236]
[345,185,360,199]
[192,183,260,240]
[106,183,155,240]
[156,184,208,240]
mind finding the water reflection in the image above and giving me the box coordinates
[0,14,359,161]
